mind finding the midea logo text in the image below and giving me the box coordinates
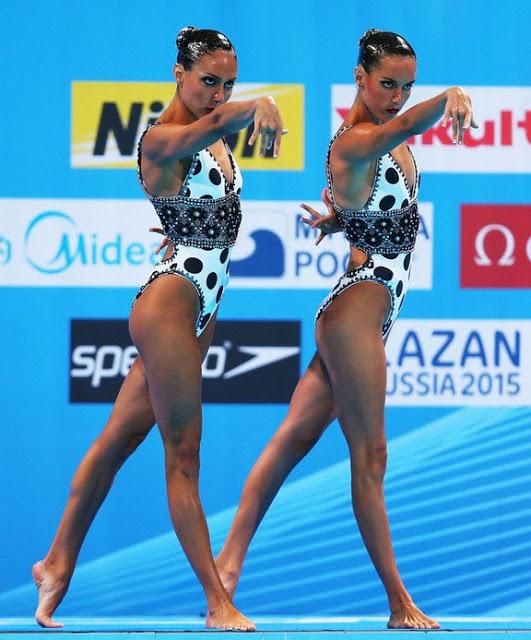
[24,211,157,274]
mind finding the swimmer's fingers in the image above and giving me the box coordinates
[314,230,328,246]
[463,107,478,131]
[300,202,322,221]
[315,192,342,236]
[249,96,285,157]
[441,105,450,129]
[300,217,330,246]
[457,111,465,144]
[457,97,473,143]
[154,238,170,255]
[261,125,284,156]
[251,125,274,156]
[314,213,339,245]
[443,87,476,143]
[249,125,274,153]
[259,129,272,158]
[300,206,326,245]
[248,121,260,147]
[441,87,459,129]
[300,203,339,246]
[149,227,170,255]
[259,131,267,158]
[452,109,460,144]
[301,203,338,229]
[317,212,340,231]
[444,109,462,144]
[251,124,283,157]
[273,128,288,159]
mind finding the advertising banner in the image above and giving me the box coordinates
[332,86,531,173]
[0,199,432,290]
[72,82,304,171]
[70,319,301,403]
[386,320,531,406]
[460,204,531,288]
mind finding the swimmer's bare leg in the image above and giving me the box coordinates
[130,277,254,631]
[316,282,439,629]
[33,357,156,627]
[216,352,334,598]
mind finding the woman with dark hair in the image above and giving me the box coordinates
[216,28,475,629]
[32,26,284,631]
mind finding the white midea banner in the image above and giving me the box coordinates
[0,199,433,290]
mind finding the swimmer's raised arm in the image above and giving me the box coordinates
[143,96,284,162]
[335,86,476,163]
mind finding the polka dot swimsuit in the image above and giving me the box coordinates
[316,126,420,339]
[135,124,243,336]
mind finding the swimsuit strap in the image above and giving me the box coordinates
[137,121,202,198]
[223,137,238,190]
[137,121,162,194]
[325,125,353,204]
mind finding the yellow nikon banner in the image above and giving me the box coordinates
[71,81,304,170]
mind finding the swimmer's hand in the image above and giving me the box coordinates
[300,188,343,245]
[149,227,171,255]
[441,87,478,144]
[248,96,288,159]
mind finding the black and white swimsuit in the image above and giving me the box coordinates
[316,126,420,339]
[135,124,243,336]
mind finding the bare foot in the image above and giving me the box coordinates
[215,560,240,601]
[32,560,69,628]
[206,601,255,631]
[388,601,440,629]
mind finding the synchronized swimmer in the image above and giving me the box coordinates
[216,29,475,630]
[32,26,284,631]
[33,26,475,632]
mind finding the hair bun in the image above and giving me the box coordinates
[176,26,196,50]
[359,28,381,47]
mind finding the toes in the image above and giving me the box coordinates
[36,615,63,629]
[389,613,440,630]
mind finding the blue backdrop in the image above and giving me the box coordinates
[1,0,530,618]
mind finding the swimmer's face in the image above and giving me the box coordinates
[355,55,416,124]
[175,50,238,119]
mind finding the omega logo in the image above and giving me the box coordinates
[474,224,531,267]
[474,224,515,266]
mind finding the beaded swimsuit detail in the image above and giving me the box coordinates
[134,123,243,336]
[137,123,242,249]
[317,126,420,339]
[152,193,241,249]
[325,125,420,255]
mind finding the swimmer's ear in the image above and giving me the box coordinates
[354,65,366,89]
[174,63,185,87]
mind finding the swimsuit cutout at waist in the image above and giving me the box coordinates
[326,125,420,255]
